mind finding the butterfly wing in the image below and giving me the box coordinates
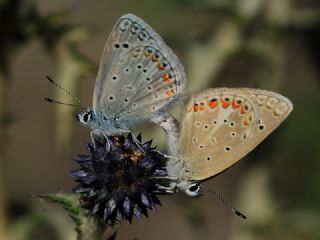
[93,14,186,127]
[178,88,293,181]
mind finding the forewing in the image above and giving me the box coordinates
[93,14,186,124]
[178,88,293,181]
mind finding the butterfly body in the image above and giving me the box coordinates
[166,88,293,196]
[166,158,201,196]
[77,109,130,137]
[77,14,186,141]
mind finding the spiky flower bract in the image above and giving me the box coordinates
[70,134,171,225]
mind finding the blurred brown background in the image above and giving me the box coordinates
[1,0,320,239]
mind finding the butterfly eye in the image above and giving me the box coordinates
[189,184,199,192]
[79,111,91,124]
[185,183,201,197]
[83,113,89,122]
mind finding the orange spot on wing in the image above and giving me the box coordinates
[158,64,166,71]
[191,103,200,112]
[162,74,171,84]
[243,119,250,126]
[240,107,247,115]
[165,88,174,97]
[221,99,231,108]
[232,100,241,109]
[208,101,218,108]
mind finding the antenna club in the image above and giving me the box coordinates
[46,76,54,83]
[235,211,247,219]
[208,188,247,220]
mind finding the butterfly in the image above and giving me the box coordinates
[165,88,293,197]
[74,14,186,143]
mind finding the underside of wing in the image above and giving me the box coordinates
[93,14,186,125]
[178,88,293,181]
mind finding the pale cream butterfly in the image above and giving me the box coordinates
[166,88,293,202]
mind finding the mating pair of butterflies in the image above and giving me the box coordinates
[74,14,293,198]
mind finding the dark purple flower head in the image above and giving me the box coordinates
[70,134,171,225]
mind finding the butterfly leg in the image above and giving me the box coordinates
[155,184,175,194]
[152,150,179,161]
[102,133,111,151]
[148,176,177,194]
[131,132,145,153]
[150,112,180,156]
[90,131,97,148]
[90,131,111,150]
[119,129,145,152]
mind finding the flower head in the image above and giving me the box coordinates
[70,134,171,225]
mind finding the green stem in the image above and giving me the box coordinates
[39,194,106,240]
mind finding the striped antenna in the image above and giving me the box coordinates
[46,76,86,108]
[44,98,83,109]
[204,187,246,219]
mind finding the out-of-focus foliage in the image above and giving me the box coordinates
[173,0,320,239]
[39,194,105,240]
[37,11,95,150]
[0,1,94,239]
[8,196,76,240]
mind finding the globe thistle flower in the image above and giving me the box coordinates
[70,134,172,225]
